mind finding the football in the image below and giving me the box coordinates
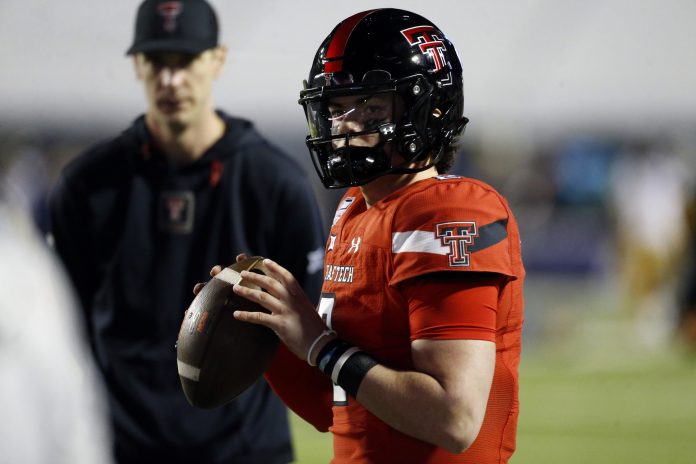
[176,256,279,409]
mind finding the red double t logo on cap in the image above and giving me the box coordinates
[158,1,183,32]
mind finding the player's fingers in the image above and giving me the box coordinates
[193,282,206,295]
[235,253,248,263]
[233,309,275,329]
[210,265,222,277]
[232,282,281,313]
[239,270,287,298]
[261,258,300,292]
[262,258,293,281]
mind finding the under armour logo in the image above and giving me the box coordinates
[328,235,337,251]
[348,237,361,254]
[158,1,183,32]
[436,222,477,266]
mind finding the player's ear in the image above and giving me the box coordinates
[132,53,146,81]
[211,45,227,79]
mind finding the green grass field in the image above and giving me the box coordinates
[515,356,696,463]
[288,276,696,463]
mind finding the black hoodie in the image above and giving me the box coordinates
[49,112,326,463]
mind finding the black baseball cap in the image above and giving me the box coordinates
[126,0,219,55]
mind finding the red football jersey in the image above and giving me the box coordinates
[320,175,525,464]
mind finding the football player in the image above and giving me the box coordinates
[213,8,524,463]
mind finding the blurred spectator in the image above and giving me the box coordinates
[4,144,52,233]
[0,130,52,232]
[676,186,696,349]
[503,141,612,275]
[0,183,113,464]
[609,139,691,345]
[554,137,615,208]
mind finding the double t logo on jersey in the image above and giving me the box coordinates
[400,25,452,85]
[436,221,477,266]
[158,191,194,234]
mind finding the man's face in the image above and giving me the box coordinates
[133,47,226,130]
[327,93,403,148]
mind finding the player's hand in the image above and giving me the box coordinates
[192,254,246,295]
[231,258,328,361]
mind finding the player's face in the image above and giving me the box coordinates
[327,93,403,148]
[134,47,226,130]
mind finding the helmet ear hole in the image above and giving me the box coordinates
[400,137,423,159]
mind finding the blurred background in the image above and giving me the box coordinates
[2,0,696,462]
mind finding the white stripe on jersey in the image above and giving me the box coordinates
[392,230,448,255]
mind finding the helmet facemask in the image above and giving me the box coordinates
[301,73,452,189]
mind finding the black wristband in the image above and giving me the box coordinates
[336,351,378,398]
[316,339,352,375]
